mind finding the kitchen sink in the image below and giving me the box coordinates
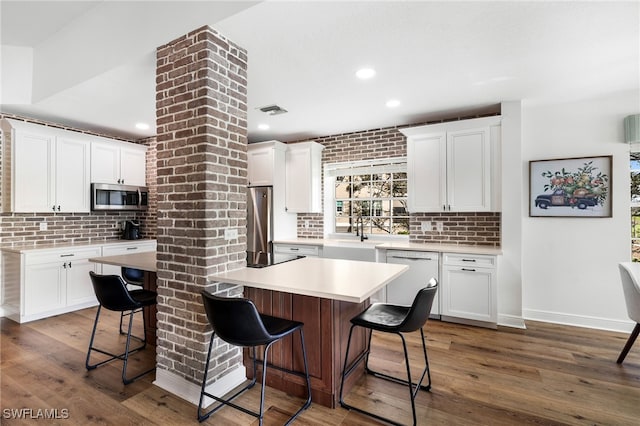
[322,239,379,262]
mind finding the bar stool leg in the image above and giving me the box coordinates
[197,333,215,422]
[399,333,418,426]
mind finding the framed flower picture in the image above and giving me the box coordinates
[529,155,612,217]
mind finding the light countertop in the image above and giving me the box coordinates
[89,251,157,272]
[210,256,408,303]
[274,238,502,255]
[0,239,156,254]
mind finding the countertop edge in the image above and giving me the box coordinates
[1,239,157,254]
[273,238,502,255]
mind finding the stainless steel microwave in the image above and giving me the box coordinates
[91,183,148,211]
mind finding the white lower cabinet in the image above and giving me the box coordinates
[65,257,101,306]
[19,246,102,322]
[1,240,156,323]
[441,253,497,326]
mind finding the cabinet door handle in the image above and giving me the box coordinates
[397,257,433,261]
[68,262,72,268]
[461,268,476,272]
[60,254,74,257]
[57,205,61,211]
[289,248,299,251]
[126,247,138,250]
[52,205,56,211]
[461,258,477,262]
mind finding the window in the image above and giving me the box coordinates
[326,158,408,236]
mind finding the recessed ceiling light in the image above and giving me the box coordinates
[258,123,270,130]
[135,122,150,130]
[386,99,401,108]
[355,68,376,79]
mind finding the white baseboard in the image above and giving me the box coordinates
[154,365,247,406]
[0,305,5,318]
[523,309,635,333]
[498,314,526,329]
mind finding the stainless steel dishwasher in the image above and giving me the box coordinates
[386,250,440,318]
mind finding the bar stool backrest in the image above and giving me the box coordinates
[397,278,438,333]
[121,267,144,285]
[201,291,272,347]
[89,271,140,312]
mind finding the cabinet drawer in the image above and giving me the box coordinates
[25,246,102,265]
[102,241,156,256]
[274,244,320,257]
[443,253,496,268]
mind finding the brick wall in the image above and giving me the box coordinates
[409,212,500,246]
[155,26,248,387]
[0,114,156,247]
[292,112,502,246]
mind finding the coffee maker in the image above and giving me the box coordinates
[122,220,141,240]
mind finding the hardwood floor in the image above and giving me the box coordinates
[1,308,639,425]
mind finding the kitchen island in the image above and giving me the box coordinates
[211,256,408,408]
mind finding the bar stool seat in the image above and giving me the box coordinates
[340,278,438,426]
[198,291,312,425]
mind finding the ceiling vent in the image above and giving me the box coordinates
[258,104,288,115]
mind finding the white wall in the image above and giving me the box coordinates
[521,90,639,332]
[498,101,524,328]
[0,46,33,104]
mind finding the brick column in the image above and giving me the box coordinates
[154,26,247,398]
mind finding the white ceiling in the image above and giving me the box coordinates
[1,1,638,143]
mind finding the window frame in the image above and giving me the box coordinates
[323,157,409,240]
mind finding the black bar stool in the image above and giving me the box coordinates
[198,291,312,425]
[339,278,438,426]
[118,267,145,335]
[85,271,157,384]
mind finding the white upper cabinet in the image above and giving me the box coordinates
[402,116,501,213]
[1,119,90,213]
[285,141,324,213]
[247,140,287,187]
[406,132,446,213]
[91,140,146,186]
[56,135,91,212]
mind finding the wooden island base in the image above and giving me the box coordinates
[244,287,369,408]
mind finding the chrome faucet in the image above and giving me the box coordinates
[356,215,368,242]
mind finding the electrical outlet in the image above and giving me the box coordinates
[436,222,444,232]
[304,220,309,228]
[39,222,47,231]
[224,228,238,240]
[420,221,431,232]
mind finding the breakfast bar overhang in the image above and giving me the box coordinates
[211,256,408,408]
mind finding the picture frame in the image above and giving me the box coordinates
[529,155,612,218]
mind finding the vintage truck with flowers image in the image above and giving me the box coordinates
[534,161,608,210]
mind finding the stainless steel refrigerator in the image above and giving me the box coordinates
[247,186,273,267]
